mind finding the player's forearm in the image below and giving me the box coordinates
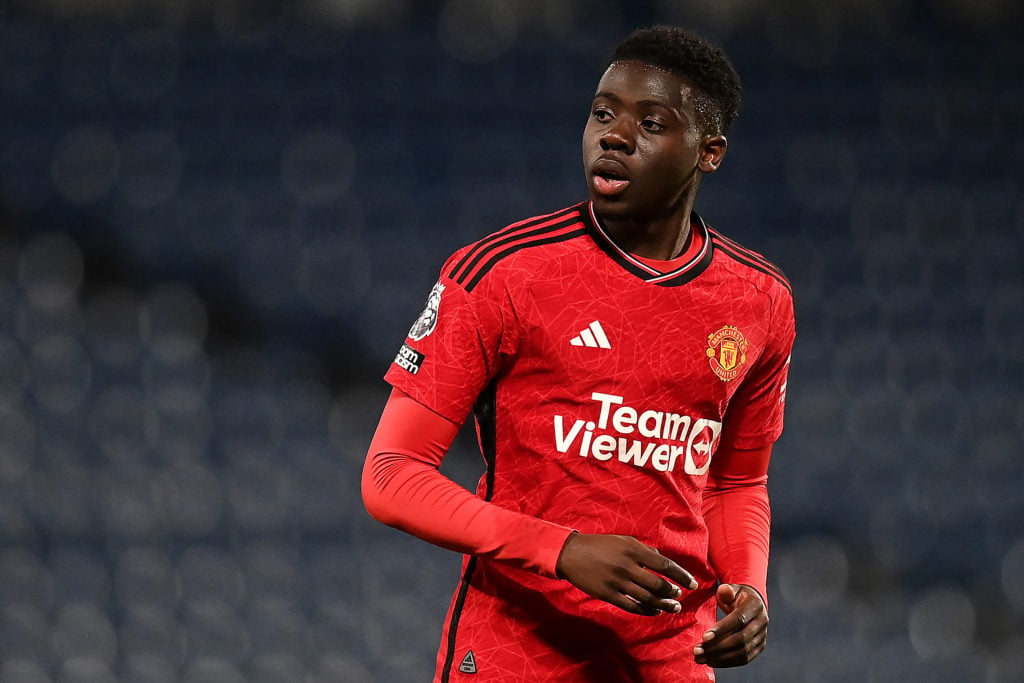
[361,388,572,577]
[362,450,572,577]
[702,482,770,602]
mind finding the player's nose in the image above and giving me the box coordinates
[599,119,635,153]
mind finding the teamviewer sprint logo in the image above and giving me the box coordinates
[553,392,722,475]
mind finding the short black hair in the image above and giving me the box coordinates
[609,25,743,135]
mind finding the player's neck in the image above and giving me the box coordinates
[631,222,703,272]
[598,187,700,260]
[602,214,693,261]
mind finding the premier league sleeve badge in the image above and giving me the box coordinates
[407,281,445,341]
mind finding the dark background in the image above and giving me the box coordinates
[0,0,1022,681]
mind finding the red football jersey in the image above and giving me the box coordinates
[385,202,795,682]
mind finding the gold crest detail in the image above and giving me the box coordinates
[706,326,748,382]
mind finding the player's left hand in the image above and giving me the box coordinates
[692,583,767,668]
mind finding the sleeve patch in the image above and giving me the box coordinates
[393,343,425,375]
[407,282,445,341]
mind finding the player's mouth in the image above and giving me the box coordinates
[591,159,630,196]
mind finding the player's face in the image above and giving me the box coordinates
[582,61,726,223]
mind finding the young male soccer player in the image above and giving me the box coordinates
[363,25,795,682]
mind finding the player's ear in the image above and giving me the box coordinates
[698,135,727,173]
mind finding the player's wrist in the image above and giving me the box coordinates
[728,583,767,610]
[554,530,580,580]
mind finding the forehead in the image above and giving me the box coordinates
[594,60,695,107]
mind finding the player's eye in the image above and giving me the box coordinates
[592,107,613,122]
[641,118,666,132]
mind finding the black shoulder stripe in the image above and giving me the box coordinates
[447,206,581,282]
[709,229,787,280]
[451,215,583,286]
[712,236,793,293]
[462,227,588,292]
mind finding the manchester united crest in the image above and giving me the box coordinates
[706,325,748,382]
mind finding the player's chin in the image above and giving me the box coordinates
[589,194,633,220]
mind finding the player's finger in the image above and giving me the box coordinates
[703,608,756,643]
[709,586,763,629]
[624,581,682,614]
[628,566,682,599]
[694,627,766,667]
[715,583,739,607]
[701,621,764,650]
[633,546,698,590]
[608,592,661,617]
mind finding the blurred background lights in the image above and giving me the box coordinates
[295,239,371,315]
[155,462,222,537]
[225,454,292,533]
[109,29,179,104]
[0,404,36,485]
[0,548,54,608]
[52,602,118,666]
[0,660,50,683]
[120,608,182,669]
[784,135,858,212]
[18,233,84,310]
[438,0,517,63]
[89,385,157,461]
[907,586,977,659]
[84,287,144,369]
[28,335,92,415]
[140,285,208,363]
[141,351,211,418]
[114,547,178,609]
[120,653,178,683]
[985,285,1024,362]
[63,661,119,683]
[58,33,114,109]
[0,335,28,408]
[98,464,162,539]
[280,131,355,206]
[777,534,850,610]
[0,21,49,94]
[2,606,50,667]
[988,634,1024,683]
[1001,538,1024,612]
[182,598,249,663]
[117,131,184,209]
[180,656,245,683]
[51,128,120,205]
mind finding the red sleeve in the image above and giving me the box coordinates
[718,285,795,451]
[702,442,772,603]
[384,254,515,426]
[361,388,574,579]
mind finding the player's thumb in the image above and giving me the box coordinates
[716,583,739,608]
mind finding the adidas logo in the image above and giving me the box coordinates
[570,320,611,349]
[458,650,477,674]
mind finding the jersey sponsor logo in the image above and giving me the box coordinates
[569,320,611,349]
[553,392,721,475]
[458,650,477,674]
[408,281,445,341]
[706,325,748,382]
[393,343,425,374]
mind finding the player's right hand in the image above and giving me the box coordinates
[555,532,698,616]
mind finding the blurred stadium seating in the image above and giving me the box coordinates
[0,0,1021,680]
